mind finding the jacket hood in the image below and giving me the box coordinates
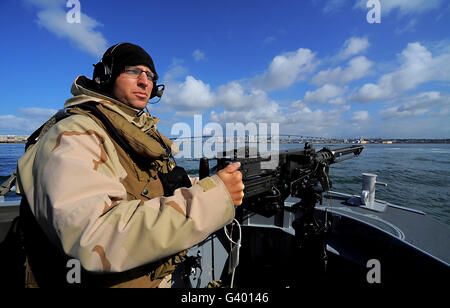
[65,75,136,111]
[64,75,162,130]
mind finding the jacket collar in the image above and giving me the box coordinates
[64,76,161,132]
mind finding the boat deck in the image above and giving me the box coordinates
[0,204,19,243]
[1,193,449,286]
[321,191,450,265]
[2,193,449,265]
[240,191,450,266]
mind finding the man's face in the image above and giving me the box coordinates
[112,65,153,110]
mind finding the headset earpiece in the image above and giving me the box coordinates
[156,84,165,98]
[93,61,109,86]
[150,84,165,99]
[92,43,122,87]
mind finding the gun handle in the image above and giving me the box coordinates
[199,157,209,179]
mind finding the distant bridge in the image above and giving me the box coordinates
[170,134,340,142]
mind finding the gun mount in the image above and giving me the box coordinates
[213,142,364,285]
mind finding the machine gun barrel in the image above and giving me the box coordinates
[315,145,364,164]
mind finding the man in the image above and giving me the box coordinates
[16,43,244,288]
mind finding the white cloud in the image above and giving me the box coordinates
[163,76,216,113]
[216,82,273,110]
[210,81,282,123]
[24,0,107,57]
[338,37,370,60]
[328,97,346,105]
[192,49,206,62]
[291,100,306,109]
[161,57,281,116]
[350,42,450,103]
[0,107,58,134]
[381,106,429,119]
[209,102,282,124]
[282,104,345,137]
[380,91,450,119]
[0,115,33,134]
[312,56,373,85]
[301,84,346,104]
[159,59,216,114]
[350,110,370,122]
[287,105,338,124]
[163,58,188,83]
[18,107,58,118]
[252,48,318,91]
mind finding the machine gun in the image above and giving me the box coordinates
[215,142,364,217]
[211,142,364,285]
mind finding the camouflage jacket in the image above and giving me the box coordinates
[16,76,235,275]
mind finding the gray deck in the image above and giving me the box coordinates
[0,205,20,243]
[1,191,449,266]
[321,191,450,265]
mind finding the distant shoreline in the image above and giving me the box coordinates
[0,141,26,144]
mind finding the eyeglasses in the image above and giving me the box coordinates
[123,66,157,82]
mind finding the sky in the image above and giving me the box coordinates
[0,0,449,139]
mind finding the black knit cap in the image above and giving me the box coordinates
[104,42,158,84]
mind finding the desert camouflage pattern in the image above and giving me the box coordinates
[16,76,235,273]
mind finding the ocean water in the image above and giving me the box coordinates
[1,143,449,226]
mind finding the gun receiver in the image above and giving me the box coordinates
[216,142,364,217]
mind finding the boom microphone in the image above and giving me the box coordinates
[155,84,165,98]
[148,84,165,105]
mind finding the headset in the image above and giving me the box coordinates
[92,43,165,100]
